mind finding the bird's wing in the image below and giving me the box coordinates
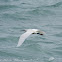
[17,31,33,47]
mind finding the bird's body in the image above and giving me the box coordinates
[17,29,45,47]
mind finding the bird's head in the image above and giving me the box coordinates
[37,33,44,35]
[37,30,45,35]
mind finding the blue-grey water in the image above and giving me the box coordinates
[0,0,62,62]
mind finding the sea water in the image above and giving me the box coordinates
[0,0,62,62]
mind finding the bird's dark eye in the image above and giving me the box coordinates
[37,33,39,34]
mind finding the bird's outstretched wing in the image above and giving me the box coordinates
[17,31,33,47]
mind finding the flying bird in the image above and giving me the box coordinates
[17,29,45,47]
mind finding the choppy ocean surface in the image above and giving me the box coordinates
[0,0,62,62]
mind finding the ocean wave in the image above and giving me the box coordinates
[0,5,18,10]
[28,7,55,16]
[45,2,62,8]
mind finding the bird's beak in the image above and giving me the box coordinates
[39,31,45,35]
[40,34,43,35]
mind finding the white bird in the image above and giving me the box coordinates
[17,29,45,47]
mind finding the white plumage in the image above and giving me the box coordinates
[17,29,45,47]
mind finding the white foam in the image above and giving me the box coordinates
[48,57,55,61]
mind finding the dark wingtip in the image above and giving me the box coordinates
[21,30,26,31]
